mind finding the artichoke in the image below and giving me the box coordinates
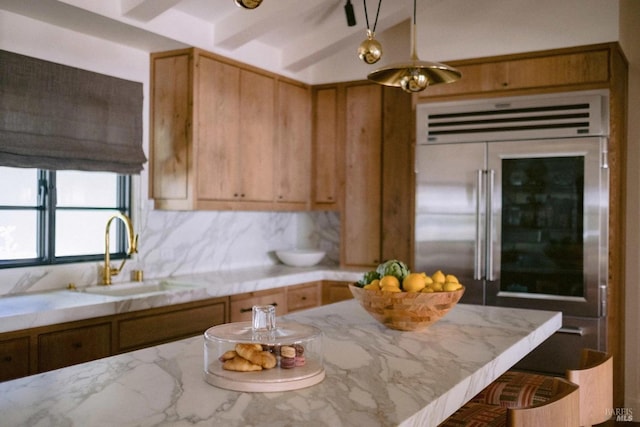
[357,270,381,287]
[375,259,410,282]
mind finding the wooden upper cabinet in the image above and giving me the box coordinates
[197,56,241,202]
[150,52,192,206]
[150,48,308,211]
[238,69,276,203]
[312,87,341,209]
[343,83,383,267]
[417,44,612,100]
[275,80,311,206]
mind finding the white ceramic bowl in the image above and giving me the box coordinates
[275,249,326,267]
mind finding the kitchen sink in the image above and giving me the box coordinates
[81,281,199,297]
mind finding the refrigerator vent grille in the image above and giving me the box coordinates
[417,92,606,143]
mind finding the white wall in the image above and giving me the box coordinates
[620,0,640,415]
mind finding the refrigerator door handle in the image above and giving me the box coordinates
[486,169,496,281]
[474,170,483,280]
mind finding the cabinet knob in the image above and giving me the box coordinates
[2,355,12,363]
[72,342,83,349]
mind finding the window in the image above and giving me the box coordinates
[0,167,131,268]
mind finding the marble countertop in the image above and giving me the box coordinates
[0,299,561,427]
[0,265,365,333]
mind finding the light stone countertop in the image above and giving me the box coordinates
[0,265,365,333]
[0,299,561,427]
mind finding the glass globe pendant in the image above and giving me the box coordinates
[358,29,383,64]
[357,0,383,64]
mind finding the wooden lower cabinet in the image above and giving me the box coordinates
[321,281,354,305]
[287,282,321,313]
[116,297,228,352]
[230,288,287,322]
[0,282,355,382]
[38,322,111,373]
[0,336,30,381]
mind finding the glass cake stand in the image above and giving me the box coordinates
[203,305,325,392]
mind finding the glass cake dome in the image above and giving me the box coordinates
[203,305,325,392]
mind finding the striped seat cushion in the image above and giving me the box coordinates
[472,371,558,408]
[439,402,507,427]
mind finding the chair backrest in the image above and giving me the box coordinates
[507,377,580,427]
[566,348,613,426]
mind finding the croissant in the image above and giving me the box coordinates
[223,356,263,372]
[218,350,237,362]
[235,343,277,369]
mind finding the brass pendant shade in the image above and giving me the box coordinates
[367,57,461,93]
[367,0,461,93]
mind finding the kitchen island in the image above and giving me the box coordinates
[0,299,560,427]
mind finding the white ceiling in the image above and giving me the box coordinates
[0,0,620,85]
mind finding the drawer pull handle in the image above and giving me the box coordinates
[239,302,278,313]
[2,355,12,362]
[557,327,584,336]
[72,342,83,349]
[301,296,307,301]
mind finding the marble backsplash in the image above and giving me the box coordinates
[0,207,340,297]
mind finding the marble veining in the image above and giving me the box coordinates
[0,300,561,427]
[0,265,364,333]
[0,210,341,297]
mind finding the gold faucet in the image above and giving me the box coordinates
[102,213,138,285]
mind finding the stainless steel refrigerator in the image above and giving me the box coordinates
[414,91,609,374]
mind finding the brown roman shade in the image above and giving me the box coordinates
[0,49,146,174]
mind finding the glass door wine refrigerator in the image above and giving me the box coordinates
[414,91,609,374]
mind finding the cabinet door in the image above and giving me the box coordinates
[197,56,241,201]
[321,281,354,305]
[239,69,276,202]
[38,323,111,373]
[312,87,341,208]
[0,336,30,381]
[343,84,382,266]
[117,298,228,352]
[417,62,507,99]
[287,282,320,312]
[504,50,609,90]
[275,80,311,205]
[230,288,287,322]
[150,53,192,203]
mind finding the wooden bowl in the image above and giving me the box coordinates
[348,284,465,331]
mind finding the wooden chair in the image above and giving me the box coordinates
[439,377,580,427]
[566,349,613,427]
[467,348,612,427]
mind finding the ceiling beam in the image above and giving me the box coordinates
[120,0,183,22]
[281,5,411,72]
[214,0,328,50]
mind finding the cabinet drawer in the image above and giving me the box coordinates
[287,283,320,312]
[230,288,287,322]
[0,336,30,381]
[38,323,111,373]
[118,299,227,352]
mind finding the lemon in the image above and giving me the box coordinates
[421,286,435,293]
[445,274,459,284]
[424,275,434,285]
[444,282,462,292]
[363,283,379,290]
[379,275,400,288]
[369,279,380,288]
[402,273,426,292]
[431,282,444,292]
[431,270,445,284]
[381,286,402,293]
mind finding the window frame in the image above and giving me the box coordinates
[0,169,131,269]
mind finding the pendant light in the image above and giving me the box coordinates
[367,0,461,93]
[357,0,383,64]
